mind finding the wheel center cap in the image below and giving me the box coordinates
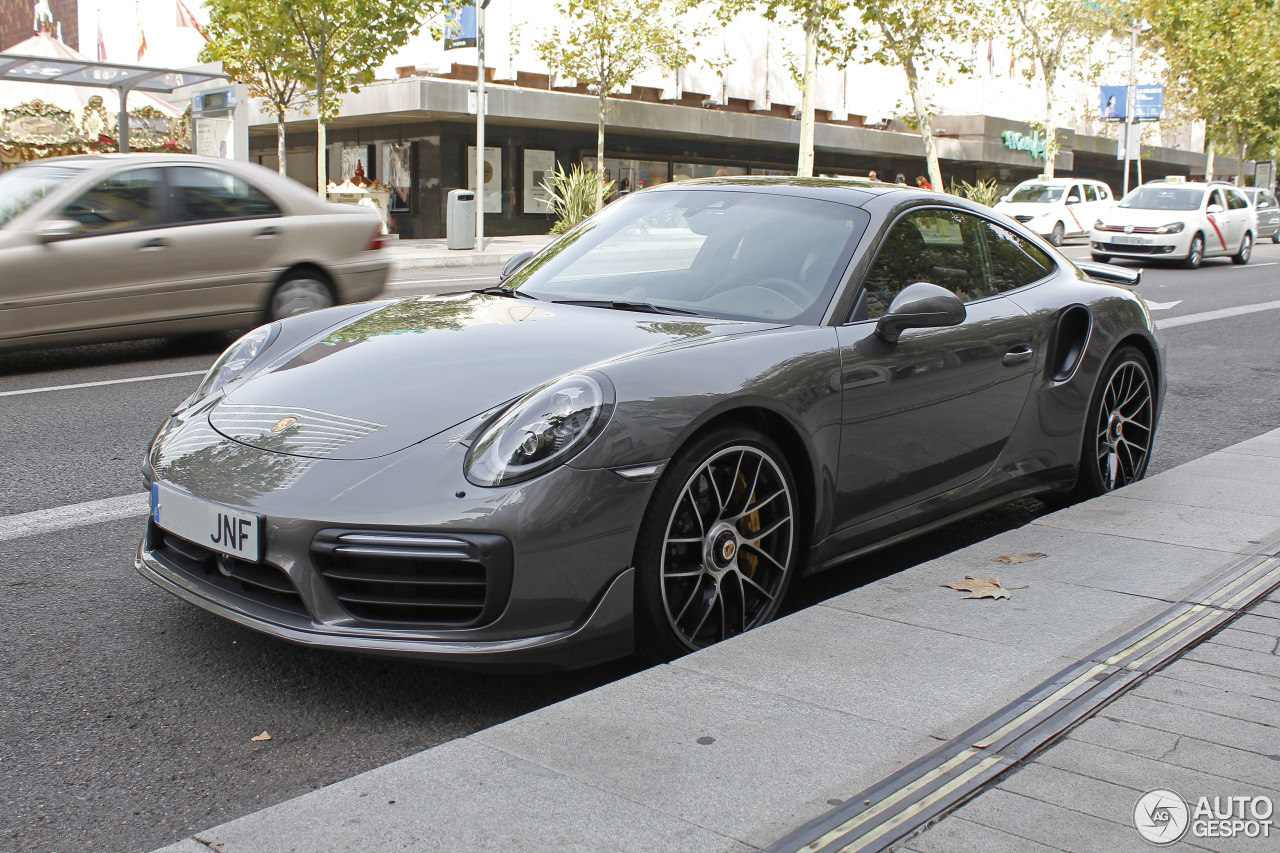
[710,528,738,570]
[1108,412,1123,444]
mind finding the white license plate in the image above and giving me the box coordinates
[1113,235,1148,246]
[152,482,263,561]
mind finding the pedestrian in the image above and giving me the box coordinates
[895,173,907,185]
[916,175,932,190]
[868,169,879,181]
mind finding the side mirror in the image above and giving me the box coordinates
[999,195,1009,203]
[874,282,966,344]
[1066,195,1081,204]
[36,218,81,243]
[1259,201,1270,209]
[1207,203,1224,215]
[1077,260,1141,287]
[499,250,536,282]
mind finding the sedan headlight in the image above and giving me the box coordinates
[1156,222,1186,234]
[465,373,614,487]
[185,323,279,408]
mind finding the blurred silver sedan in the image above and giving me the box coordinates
[0,154,389,351]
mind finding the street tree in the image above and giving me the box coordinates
[534,0,710,193]
[1002,0,1109,178]
[713,1,850,177]
[284,0,447,194]
[200,0,308,176]
[840,0,991,190]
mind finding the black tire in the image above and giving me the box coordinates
[1091,253,1110,264]
[1073,345,1156,499]
[1271,231,1279,244]
[633,426,801,663]
[1050,222,1065,247]
[1183,234,1204,269]
[1233,232,1253,265]
[267,270,336,321]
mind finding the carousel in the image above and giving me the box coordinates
[0,22,210,170]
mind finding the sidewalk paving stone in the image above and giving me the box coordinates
[1154,657,1280,702]
[671,604,1077,740]
[1031,494,1280,554]
[903,817,1066,853]
[1098,693,1280,756]
[1171,451,1280,485]
[1114,466,1280,516]
[472,664,930,849]
[1132,674,1280,727]
[1219,433,1280,458]
[1248,600,1280,621]
[1226,614,1280,638]
[1187,640,1280,676]
[188,739,747,853]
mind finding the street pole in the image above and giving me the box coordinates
[1123,20,1136,196]
[475,0,487,252]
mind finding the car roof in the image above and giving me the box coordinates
[646,175,917,207]
[1014,178,1096,186]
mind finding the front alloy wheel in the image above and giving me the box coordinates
[634,429,799,661]
[1233,232,1252,265]
[1079,346,1155,496]
[1050,222,1065,247]
[1183,234,1204,269]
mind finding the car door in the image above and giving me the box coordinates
[2,166,171,341]
[1204,189,1232,255]
[832,207,1042,528]
[1077,184,1102,235]
[1261,191,1280,235]
[1225,188,1252,247]
[1062,183,1087,235]
[151,165,286,321]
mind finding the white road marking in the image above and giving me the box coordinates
[0,492,148,542]
[0,369,205,398]
[1250,262,1278,267]
[1158,299,1280,329]
[1144,300,1183,310]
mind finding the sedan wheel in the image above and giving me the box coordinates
[1233,232,1253,265]
[1271,232,1279,244]
[269,275,335,320]
[634,429,799,661]
[1076,346,1155,497]
[1183,234,1204,269]
[1050,222,1065,246]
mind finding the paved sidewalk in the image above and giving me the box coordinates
[384,234,556,271]
[153,429,1280,853]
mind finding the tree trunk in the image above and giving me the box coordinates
[315,50,327,196]
[596,90,607,208]
[797,16,818,178]
[277,113,287,176]
[1232,122,1245,186]
[1042,66,1057,179]
[1205,137,1216,182]
[904,58,942,191]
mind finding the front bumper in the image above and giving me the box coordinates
[136,411,659,669]
[1090,229,1190,258]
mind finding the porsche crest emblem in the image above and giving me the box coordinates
[271,416,298,433]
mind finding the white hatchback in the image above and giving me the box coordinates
[994,178,1115,246]
[1090,181,1255,269]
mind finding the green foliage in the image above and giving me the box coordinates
[539,164,613,234]
[200,0,307,121]
[948,178,1001,206]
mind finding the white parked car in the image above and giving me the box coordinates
[1090,181,1255,269]
[994,178,1115,246]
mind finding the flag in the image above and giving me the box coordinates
[1008,52,1016,79]
[176,0,211,41]
[987,40,994,76]
[97,20,106,60]
[137,18,147,60]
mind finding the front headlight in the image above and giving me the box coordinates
[1156,222,1186,234]
[184,323,279,408]
[465,373,614,487]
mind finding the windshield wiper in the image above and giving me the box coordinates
[551,299,702,316]
[472,285,539,299]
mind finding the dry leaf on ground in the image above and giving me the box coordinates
[250,731,272,742]
[940,576,1026,600]
[996,552,1047,564]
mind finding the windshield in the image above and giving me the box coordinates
[0,163,83,226]
[1119,187,1205,211]
[506,189,868,324]
[1007,185,1064,203]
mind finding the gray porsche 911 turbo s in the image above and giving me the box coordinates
[137,177,1164,669]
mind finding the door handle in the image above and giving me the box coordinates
[1003,345,1034,366]
[255,226,279,239]
[139,237,169,251]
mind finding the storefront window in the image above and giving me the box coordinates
[583,157,670,192]
[751,167,795,176]
[672,163,748,181]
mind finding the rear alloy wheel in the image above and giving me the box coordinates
[1233,232,1253,265]
[1271,231,1279,244]
[1076,346,1155,498]
[1050,222,1065,247]
[634,428,799,662]
[269,273,335,320]
[1183,234,1204,269]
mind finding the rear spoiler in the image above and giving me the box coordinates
[1076,261,1141,287]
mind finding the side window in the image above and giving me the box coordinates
[1227,190,1249,211]
[982,221,1056,294]
[169,167,281,223]
[859,209,987,318]
[61,168,162,235]
[1265,191,1277,208]
[1083,184,1099,203]
[1209,190,1225,210]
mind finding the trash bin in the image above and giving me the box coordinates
[447,190,476,250]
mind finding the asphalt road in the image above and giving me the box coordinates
[3,249,1280,852]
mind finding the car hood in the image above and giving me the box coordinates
[210,293,775,460]
[994,202,1061,218]
[1096,208,1197,228]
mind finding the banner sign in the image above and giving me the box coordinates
[444,5,477,50]
[1100,86,1127,120]
[1100,84,1164,121]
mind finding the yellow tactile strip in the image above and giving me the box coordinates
[768,545,1280,853]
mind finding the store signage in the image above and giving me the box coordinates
[1001,130,1048,161]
